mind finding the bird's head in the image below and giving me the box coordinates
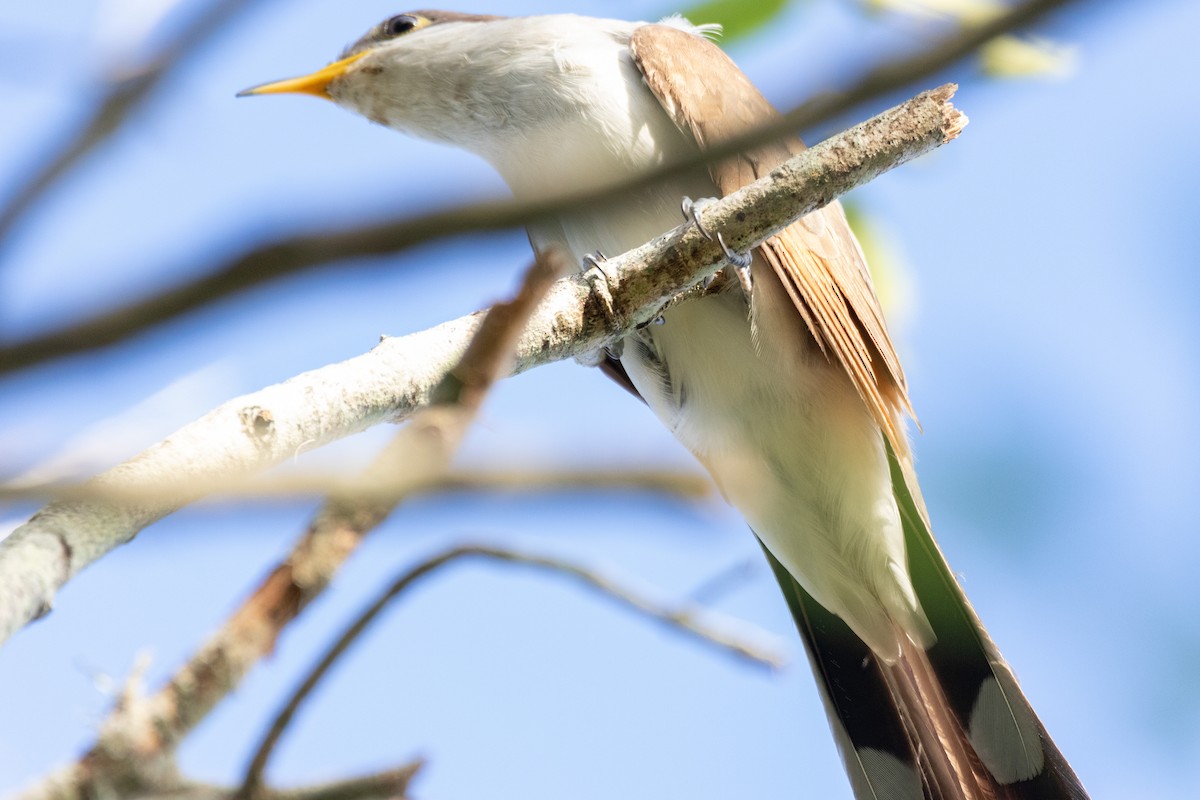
[238,11,660,192]
[238,11,508,144]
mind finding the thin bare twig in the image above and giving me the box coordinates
[0,0,270,255]
[257,762,423,800]
[0,86,965,647]
[237,543,787,798]
[687,558,763,605]
[0,0,1075,375]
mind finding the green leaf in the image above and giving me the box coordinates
[674,0,792,42]
[866,1,1078,80]
[979,35,1078,79]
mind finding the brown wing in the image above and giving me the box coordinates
[630,24,914,458]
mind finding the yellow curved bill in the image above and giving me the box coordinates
[237,50,370,99]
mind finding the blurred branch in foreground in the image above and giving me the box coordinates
[0,466,712,505]
[0,0,1075,376]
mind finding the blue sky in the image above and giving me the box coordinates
[2,1,1198,798]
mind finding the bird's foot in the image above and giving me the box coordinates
[681,196,753,292]
[680,196,716,240]
[581,250,608,271]
[578,250,624,364]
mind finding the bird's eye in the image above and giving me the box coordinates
[384,15,419,36]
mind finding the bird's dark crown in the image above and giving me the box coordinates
[339,10,504,59]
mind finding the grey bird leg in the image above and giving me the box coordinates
[681,196,753,294]
[579,251,627,359]
[581,250,608,271]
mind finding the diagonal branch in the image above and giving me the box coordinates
[0,85,965,647]
[0,0,1074,375]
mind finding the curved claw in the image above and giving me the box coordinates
[578,254,621,365]
[714,232,753,296]
[681,196,715,240]
[684,197,751,274]
[581,250,608,270]
[716,231,752,270]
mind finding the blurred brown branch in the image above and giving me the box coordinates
[0,0,270,257]
[0,0,1076,376]
[0,466,712,505]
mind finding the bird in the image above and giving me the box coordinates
[240,11,1088,799]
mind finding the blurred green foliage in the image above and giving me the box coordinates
[673,0,793,41]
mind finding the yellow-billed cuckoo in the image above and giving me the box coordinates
[240,11,1088,799]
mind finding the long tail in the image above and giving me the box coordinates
[761,446,1089,799]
